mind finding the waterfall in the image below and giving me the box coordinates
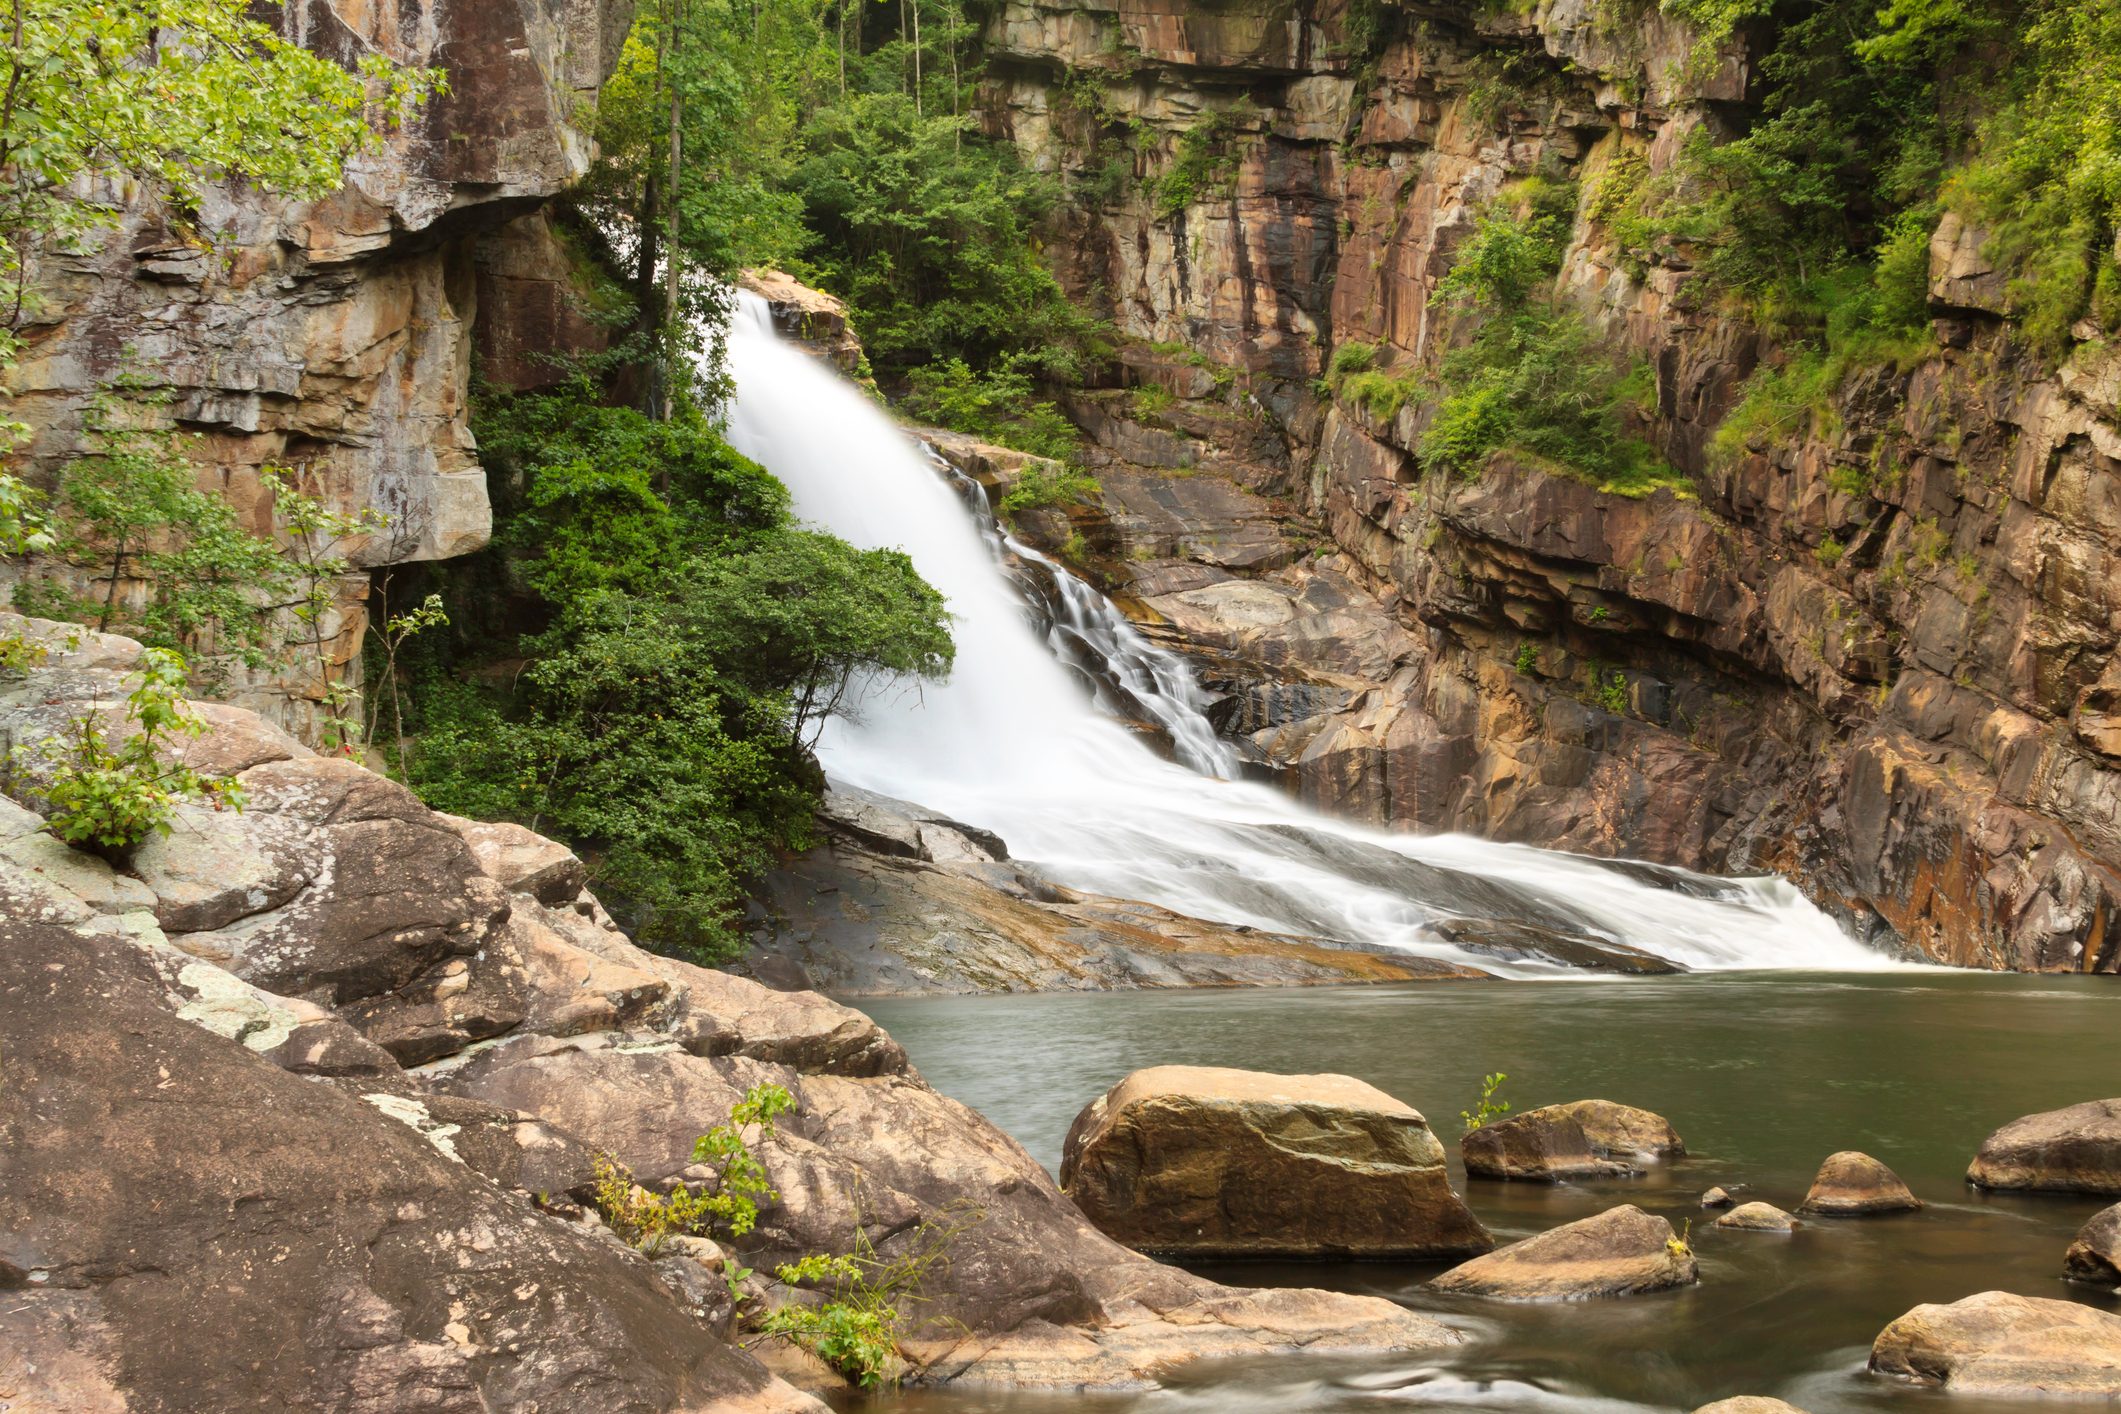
[722,294,1897,974]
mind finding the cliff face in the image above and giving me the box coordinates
[8,0,626,735]
[976,0,2121,971]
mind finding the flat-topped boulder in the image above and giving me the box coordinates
[1869,1291,2121,1397]
[2065,1204,2121,1286]
[1462,1100,1680,1181]
[1967,1099,2121,1195]
[1716,1201,1799,1233]
[1059,1065,1492,1259]
[1429,1204,1697,1300]
[1799,1151,1922,1215]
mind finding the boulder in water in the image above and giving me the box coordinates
[1693,1400,1810,1414]
[1798,1151,1922,1214]
[1966,1099,2121,1196]
[1462,1100,1680,1181]
[2065,1204,2121,1287]
[1700,1185,1739,1208]
[1716,1201,1799,1232]
[1869,1291,2121,1397]
[1429,1204,1697,1299]
[1059,1065,1493,1259]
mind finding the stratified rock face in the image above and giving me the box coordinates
[0,627,1468,1398]
[1869,1292,2121,1398]
[1430,1204,1698,1300]
[1056,1065,1494,1259]
[1463,1100,1682,1181]
[1715,1202,1799,1233]
[2066,1205,2121,1287]
[976,0,2121,974]
[1799,1151,1923,1215]
[9,0,629,738]
[1968,1099,2121,1195]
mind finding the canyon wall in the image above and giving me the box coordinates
[7,0,623,735]
[976,0,2121,971]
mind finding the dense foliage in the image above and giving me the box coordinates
[403,387,952,960]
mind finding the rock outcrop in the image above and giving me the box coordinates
[1430,1204,1697,1301]
[2065,1204,2121,1286]
[1462,1100,1681,1181]
[1056,1065,1493,1259]
[1967,1099,2121,1195]
[1869,1292,2121,1398]
[0,630,1473,1400]
[972,0,2121,973]
[1799,1152,1923,1215]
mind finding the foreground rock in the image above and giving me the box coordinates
[1429,1205,1697,1300]
[1967,1099,2121,1195]
[1057,1066,1492,1259]
[1869,1292,2121,1397]
[2065,1204,2121,1286]
[1693,1400,1810,1414]
[1716,1202,1799,1233]
[1462,1100,1680,1181]
[1799,1152,1922,1214]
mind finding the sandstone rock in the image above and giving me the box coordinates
[442,816,590,904]
[740,269,865,375]
[1430,1204,1699,1300]
[1799,1151,1922,1214]
[0,919,823,1413]
[1058,1065,1493,1259]
[1869,1291,2121,1397]
[1461,1100,1677,1182]
[1715,1202,1799,1233]
[515,913,672,1039]
[1967,1099,2121,1195]
[2064,1204,2121,1286]
[432,1035,1465,1386]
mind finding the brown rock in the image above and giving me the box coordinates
[1692,1401,1811,1414]
[1967,1099,2121,1195]
[442,816,589,905]
[1430,1204,1699,1300]
[1715,1201,1799,1233]
[1869,1291,2121,1397]
[1700,1186,1737,1207]
[1058,1065,1493,1259]
[1799,1151,1922,1214]
[1461,1103,1657,1182]
[2065,1203,2121,1286]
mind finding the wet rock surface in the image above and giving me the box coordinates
[1057,1065,1493,1259]
[2065,1204,2121,1286]
[1869,1291,2121,1397]
[1429,1204,1698,1300]
[1968,1099,2121,1195]
[1800,1151,1924,1215]
[1463,1099,1684,1182]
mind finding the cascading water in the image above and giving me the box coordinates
[722,294,1896,974]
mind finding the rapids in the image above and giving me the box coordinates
[721,294,1896,975]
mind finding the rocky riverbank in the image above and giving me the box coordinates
[0,618,1461,1408]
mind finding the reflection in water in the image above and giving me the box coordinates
[848,972,2121,1414]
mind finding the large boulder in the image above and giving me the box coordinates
[1058,1066,1493,1259]
[1869,1291,2121,1397]
[1429,1204,1698,1300]
[0,919,823,1414]
[1798,1151,1922,1214]
[434,1042,1467,1385]
[1461,1098,1680,1181]
[1967,1099,2121,1196]
[2065,1204,2121,1287]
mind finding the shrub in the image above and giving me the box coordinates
[902,358,1084,461]
[590,1082,797,1257]
[998,460,1102,517]
[1460,1072,1511,1132]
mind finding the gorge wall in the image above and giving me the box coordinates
[972,0,2121,972]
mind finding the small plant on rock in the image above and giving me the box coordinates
[1667,1217,1694,1258]
[759,1202,980,1388]
[1460,1071,1511,1133]
[590,1082,797,1257]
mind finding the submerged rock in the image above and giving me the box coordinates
[1462,1099,1681,1181]
[2065,1204,2121,1287]
[1058,1065,1493,1259]
[1799,1151,1922,1214]
[1967,1099,2121,1196]
[1429,1204,1697,1300]
[1716,1201,1799,1233]
[1869,1291,2121,1397]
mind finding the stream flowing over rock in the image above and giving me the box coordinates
[1056,1065,1493,1259]
[1428,1204,1698,1300]
[1967,1099,2121,1195]
[1868,1291,2121,1397]
[0,629,1466,1404]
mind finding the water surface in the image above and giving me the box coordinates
[843,973,2119,1414]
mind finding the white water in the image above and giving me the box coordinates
[722,295,1896,974]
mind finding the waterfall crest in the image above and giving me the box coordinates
[722,295,1896,974]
